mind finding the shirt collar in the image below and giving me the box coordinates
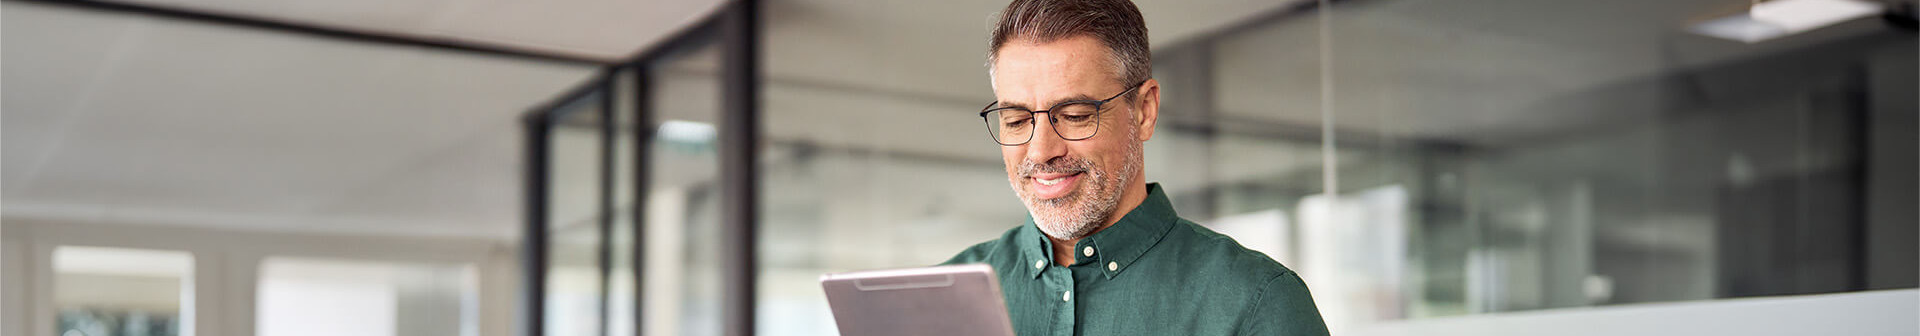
[1019,183,1179,279]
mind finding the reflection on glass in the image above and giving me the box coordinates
[1201,0,1916,332]
[256,257,477,336]
[53,246,192,336]
[547,91,606,336]
[644,41,725,336]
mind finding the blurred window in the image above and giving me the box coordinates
[256,257,477,336]
[53,246,192,336]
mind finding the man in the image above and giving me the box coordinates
[942,0,1331,334]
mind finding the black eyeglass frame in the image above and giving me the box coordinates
[978,81,1146,146]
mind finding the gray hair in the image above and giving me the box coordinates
[987,0,1151,93]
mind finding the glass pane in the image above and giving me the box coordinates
[1293,0,1914,330]
[608,67,640,336]
[643,40,724,336]
[256,257,477,336]
[53,246,192,336]
[547,90,606,336]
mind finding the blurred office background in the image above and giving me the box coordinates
[3,0,1916,336]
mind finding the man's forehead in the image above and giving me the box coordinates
[990,36,1116,108]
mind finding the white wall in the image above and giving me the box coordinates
[1352,289,1920,336]
[0,217,520,336]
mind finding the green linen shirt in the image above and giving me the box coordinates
[944,183,1330,336]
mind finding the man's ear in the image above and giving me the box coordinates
[1135,79,1160,142]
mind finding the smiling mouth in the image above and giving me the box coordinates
[1037,175,1070,185]
[1025,170,1086,201]
[1031,171,1083,183]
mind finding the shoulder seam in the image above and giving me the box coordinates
[1236,269,1297,330]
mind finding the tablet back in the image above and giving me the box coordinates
[820,264,1016,336]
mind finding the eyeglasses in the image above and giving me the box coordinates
[979,82,1144,146]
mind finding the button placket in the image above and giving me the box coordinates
[1040,263,1076,336]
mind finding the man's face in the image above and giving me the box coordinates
[991,36,1154,240]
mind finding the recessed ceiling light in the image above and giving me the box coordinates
[1689,0,1885,43]
[659,120,717,145]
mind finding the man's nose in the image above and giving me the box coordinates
[1025,114,1068,165]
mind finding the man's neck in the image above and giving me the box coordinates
[1046,181,1150,266]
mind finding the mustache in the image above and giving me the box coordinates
[1017,157,1091,178]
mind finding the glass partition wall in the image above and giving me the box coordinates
[525,0,1917,335]
[1297,1,1919,326]
[542,88,609,336]
[639,34,727,336]
[523,7,743,336]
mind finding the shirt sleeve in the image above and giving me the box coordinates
[1237,271,1331,336]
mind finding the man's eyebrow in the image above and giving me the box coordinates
[996,94,1101,110]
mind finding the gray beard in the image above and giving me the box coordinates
[1013,131,1144,241]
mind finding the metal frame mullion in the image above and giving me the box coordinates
[718,0,762,335]
[520,111,552,336]
[595,73,617,336]
[629,64,656,336]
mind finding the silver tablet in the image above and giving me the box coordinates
[820,264,1016,336]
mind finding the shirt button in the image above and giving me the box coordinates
[1062,291,1072,302]
[1108,262,1118,271]
[1082,246,1095,257]
[1034,259,1046,269]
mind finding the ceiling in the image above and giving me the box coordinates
[102,0,728,61]
[1,1,609,239]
